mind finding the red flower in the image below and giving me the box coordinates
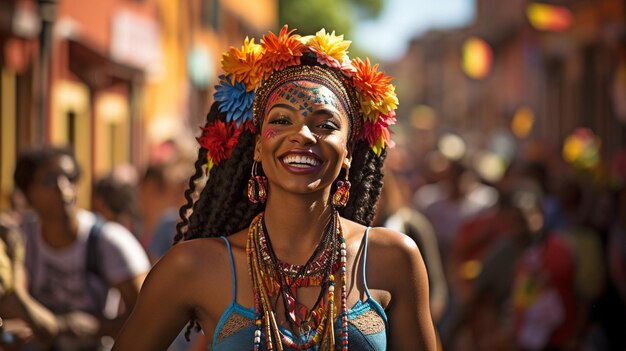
[197,120,242,165]
[360,111,397,155]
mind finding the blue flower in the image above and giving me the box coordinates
[213,75,255,127]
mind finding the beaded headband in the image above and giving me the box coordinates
[197,25,398,172]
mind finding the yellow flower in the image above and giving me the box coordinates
[221,37,267,91]
[359,87,398,122]
[372,135,386,157]
[302,29,351,68]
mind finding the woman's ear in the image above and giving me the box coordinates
[254,134,262,161]
[343,155,351,170]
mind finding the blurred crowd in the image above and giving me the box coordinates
[1,133,625,351]
[0,141,208,351]
[374,137,626,351]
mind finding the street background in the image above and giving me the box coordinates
[1,0,626,350]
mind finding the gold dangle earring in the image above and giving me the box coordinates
[247,161,268,203]
[332,167,351,208]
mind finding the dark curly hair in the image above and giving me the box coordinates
[14,146,81,194]
[173,61,387,339]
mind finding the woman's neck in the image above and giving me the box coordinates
[262,191,333,263]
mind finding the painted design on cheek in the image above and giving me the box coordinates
[264,128,278,140]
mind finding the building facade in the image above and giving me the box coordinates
[0,0,277,209]
[392,0,625,172]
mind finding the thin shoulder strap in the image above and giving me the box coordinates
[220,236,237,302]
[362,227,372,299]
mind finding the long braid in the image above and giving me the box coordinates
[174,149,207,244]
[340,140,386,225]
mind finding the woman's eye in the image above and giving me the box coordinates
[318,120,340,130]
[269,115,291,125]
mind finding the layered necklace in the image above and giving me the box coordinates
[246,209,349,351]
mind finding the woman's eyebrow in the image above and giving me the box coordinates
[267,103,298,114]
[311,108,342,120]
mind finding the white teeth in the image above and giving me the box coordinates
[283,155,321,167]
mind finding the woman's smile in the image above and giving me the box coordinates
[279,150,323,173]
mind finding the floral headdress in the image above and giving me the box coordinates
[197,25,398,172]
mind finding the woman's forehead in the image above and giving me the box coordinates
[266,80,348,118]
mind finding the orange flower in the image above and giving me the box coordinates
[351,57,393,102]
[260,25,305,71]
[221,37,267,91]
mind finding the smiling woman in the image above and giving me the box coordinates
[113,25,436,351]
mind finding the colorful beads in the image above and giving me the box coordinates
[246,210,350,350]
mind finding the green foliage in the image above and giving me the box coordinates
[279,0,384,37]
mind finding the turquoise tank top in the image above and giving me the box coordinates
[212,228,388,350]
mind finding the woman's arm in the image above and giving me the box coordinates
[372,228,437,351]
[112,242,202,350]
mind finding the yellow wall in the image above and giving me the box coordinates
[221,0,277,32]
[1,68,16,210]
[94,92,130,177]
[51,80,92,209]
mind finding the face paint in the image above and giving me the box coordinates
[264,128,278,140]
[267,81,345,118]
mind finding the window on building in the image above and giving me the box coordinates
[67,110,76,147]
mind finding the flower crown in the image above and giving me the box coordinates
[197,25,398,172]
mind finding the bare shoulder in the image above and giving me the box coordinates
[361,226,425,293]
[367,226,420,255]
[146,237,232,301]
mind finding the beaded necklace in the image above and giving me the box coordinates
[246,210,349,350]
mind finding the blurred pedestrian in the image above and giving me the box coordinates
[444,181,544,351]
[9,146,150,350]
[138,151,193,263]
[374,166,448,324]
[92,164,140,233]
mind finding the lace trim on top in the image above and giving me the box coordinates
[350,309,386,335]
[217,311,256,342]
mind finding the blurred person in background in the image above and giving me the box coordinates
[555,177,606,348]
[521,161,567,235]
[509,196,577,350]
[443,180,544,351]
[0,211,39,350]
[92,165,140,233]
[413,158,498,271]
[374,165,448,324]
[413,156,498,335]
[138,143,194,263]
[7,146,150,350]
[138,149,200,351]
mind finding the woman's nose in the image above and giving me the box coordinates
[290,124,317,144]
